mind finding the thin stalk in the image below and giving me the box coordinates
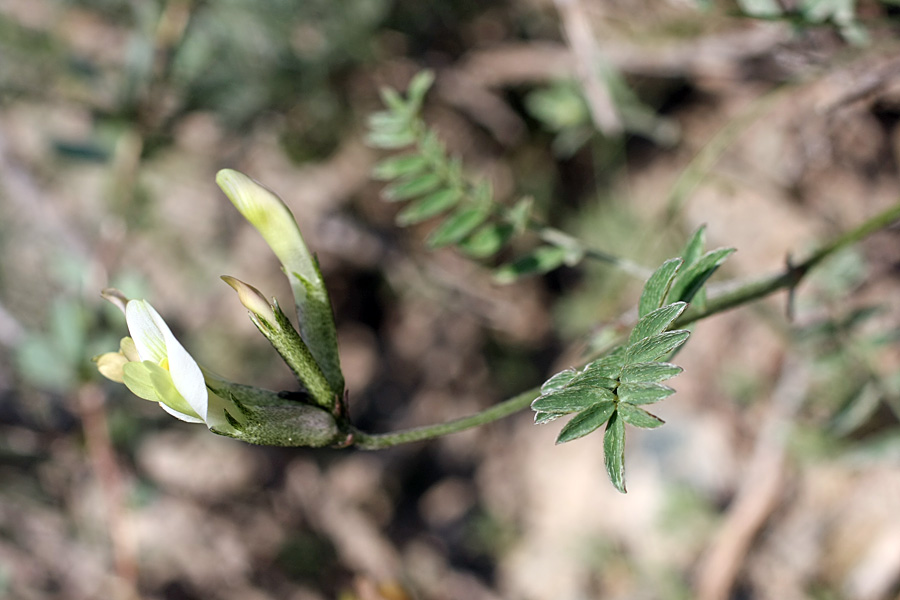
[536,225,652,279]
[676,201,900,328]
[351,388,541,450]
[349,201,900,449]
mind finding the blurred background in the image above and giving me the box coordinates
[2,0,900,598]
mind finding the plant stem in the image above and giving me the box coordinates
[675,201,900,328]
[350,201,900,449]
[351,388,541,450]
[537,226,652,279]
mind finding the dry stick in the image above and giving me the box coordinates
[695,355,809,600]
[553,0,622,136]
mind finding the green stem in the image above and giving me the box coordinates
[351,388,541,450]
[675,201,900,328]
[537,226,652,279]
[350,201,900,449]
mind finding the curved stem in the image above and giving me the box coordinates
[350,201,900,449]
[351,388,540,450]
[676,201,900,328]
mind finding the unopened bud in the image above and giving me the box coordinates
[221,276,277,325]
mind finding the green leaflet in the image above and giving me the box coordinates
[531,386,616,414]
[629,302,686,345]
[383,173,443,202]
[395,188,463,226]
[617,382,675,405]
[681,225,706,268]
[638,258,682,317]
[541,368,578,394]
[556,401,616,444]
[368,130,416,149]
[534,411,564,425]
[620,362,682,384]
[669,248,735,304]
[583,348,627,378]
[625,330,690,364]
[458,223,514,258]
[428,207,490,248]
[567,372,618,390]
[372,154,430,181]
[407,70,435,107]
[604,411,627,493]
[618,403,665,428]
[494,245,569,284]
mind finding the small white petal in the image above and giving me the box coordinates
[125,301,168,363]
[126,300,209,423]
[158,402,206,424]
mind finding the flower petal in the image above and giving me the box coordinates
[160,320,209,422]
[125,300,209,423]
[123,361,206,424]
[158,401,206,424]
[215,169,319,286]
[95,351,128,383]
[120,337,140,362]
[122,361,164,402]
[125,301,168,364]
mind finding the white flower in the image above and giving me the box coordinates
[98,297,241,433]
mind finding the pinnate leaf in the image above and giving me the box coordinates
[629,302,686,345]
[638,258,682,317]
[619,403,665,428]
[604,411,627,493]
[555,401,616,444]
[625,330,690,364]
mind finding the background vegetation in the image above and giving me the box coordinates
[2,0,900,598]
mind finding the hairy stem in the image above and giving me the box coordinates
[675,201,900,327]
[351,388,541,450]
[347,201,900,449]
